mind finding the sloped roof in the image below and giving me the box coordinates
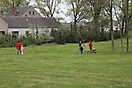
[4,6,31,16]
[0,16,59,28]
[61,23,71,29]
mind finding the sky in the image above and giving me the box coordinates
[28,0,72,22]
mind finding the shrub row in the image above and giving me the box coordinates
[0,28,121,48]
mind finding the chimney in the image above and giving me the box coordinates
[12,6,16,16]
[25,14,28,21]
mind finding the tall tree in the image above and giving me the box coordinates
[114,0,126,52]
[110,0,114,52]
[89,0,106,34]
[35,0,62,17]
[0,0,29,15]
[65,0,90,26]
[104,0,115,52]
[125,0,129,52]
[114,0,131,52]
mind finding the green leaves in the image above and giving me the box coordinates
[35,0,62,17]
[0,0,29,15]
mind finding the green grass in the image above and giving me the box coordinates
[0,39,132,88]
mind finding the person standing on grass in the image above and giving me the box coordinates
[20,45,24,54]
[89,41,93,52]
[79,41,82,50]
[16,41,22,54]
[80,45,83,54]
[85,44,89,53]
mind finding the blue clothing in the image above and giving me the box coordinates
[80,46,83,54]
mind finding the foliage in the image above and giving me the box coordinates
[35,39,42,45]
[51,25,121,44]
[34,0,62,17]
[65,0,91,26]
[29,25,54,44]
[0,0,29,15]
[0,34,17,48]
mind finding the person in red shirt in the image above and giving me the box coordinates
[16,41,22,54]
[89,41,93,52]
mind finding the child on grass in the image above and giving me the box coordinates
[92,48,97,53]
[85,44,89,53]
[20,45,24,54]
[16,41,22,54]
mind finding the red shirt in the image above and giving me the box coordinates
[16,42,22,50]
[89,42,92,47]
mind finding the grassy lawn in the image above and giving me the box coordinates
[0,39,132,88]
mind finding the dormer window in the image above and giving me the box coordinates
[29,11,31,15]
[33,11,34,15]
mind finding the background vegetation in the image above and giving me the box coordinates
[0,26,121,48]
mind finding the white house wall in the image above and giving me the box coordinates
[8,28,30,36]
[8,27,58,36]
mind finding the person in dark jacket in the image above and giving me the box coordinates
[79,41,82,50]
[80,45,83,54]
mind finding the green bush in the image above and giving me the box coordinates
[35,39,42,45]
[22,41,28,47]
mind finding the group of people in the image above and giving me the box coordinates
[79,41,96,54]
[16,40,96,55]
[16,41,24,54]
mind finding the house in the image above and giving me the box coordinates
[61,23,71,30]
[61,22,89,30]
[4,6,41,17]
[0,6,59,36]
[0,16,59,36]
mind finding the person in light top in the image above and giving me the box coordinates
[20,45,24,54]
[85,44,89,53]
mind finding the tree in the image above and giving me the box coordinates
[35,0,62,17]
[114,0,131,52]
[114,0,125,52]
[65,0,90,26]
[125,0,129,52]
[0,0,29,15]
[89,0,106,34]
[110,0,114,52]
[29,25,53,44]
[104,0,115,52]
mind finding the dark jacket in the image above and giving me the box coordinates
[80,46,83,51]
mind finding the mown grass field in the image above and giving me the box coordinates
[0,39,132,88]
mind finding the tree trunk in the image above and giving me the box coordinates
[110,0,114,52]
[126,0,129,52]
[120,30,124,52]
[121,19,125,52]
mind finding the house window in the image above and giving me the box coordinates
[33,11,34,15]
[12,31,19,36]
[29,11,31,15]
